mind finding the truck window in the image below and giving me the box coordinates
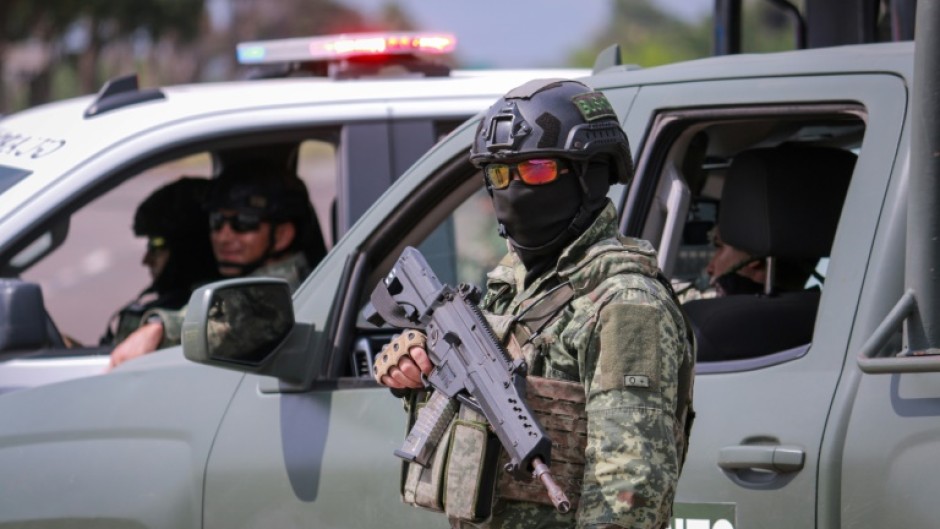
[21,154,213,346]
[0,164,32,195]
[19,134,339,348]
[632,107,866,366]
[417,186,502,288]
[347,175,503,380]
[296,140,338,248]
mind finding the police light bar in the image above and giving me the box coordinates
[237,32,457,65]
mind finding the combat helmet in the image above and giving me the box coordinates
[469,78,633,185]
[133,177,218,298]
[134,177,211,242]
[205,160,312,226]
[206,160,326,271]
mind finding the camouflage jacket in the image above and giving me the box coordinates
[103,289,190,345]
[141,252,311,348]
[474,201,694,529]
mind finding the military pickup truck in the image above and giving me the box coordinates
[1,17,938,529]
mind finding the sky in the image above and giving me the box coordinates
[336,1,712,68]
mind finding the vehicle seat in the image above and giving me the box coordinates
[683,146,856,362]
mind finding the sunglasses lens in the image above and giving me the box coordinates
[485,164,511,189]
[145,236,168,253]
[232,213,261,232]
[209,212,225,231]
[210,212,261,233]
[517,159,558,185]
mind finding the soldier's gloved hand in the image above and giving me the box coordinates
[373,330,433,389]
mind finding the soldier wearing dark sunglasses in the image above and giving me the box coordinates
[375,79,695,529]
[202,167,324,283]
[109,161,325,370]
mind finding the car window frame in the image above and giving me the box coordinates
[621,80,905,373]
[3,126,346,358]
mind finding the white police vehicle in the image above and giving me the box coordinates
[0,32,587,393]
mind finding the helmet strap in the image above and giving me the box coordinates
[566,158,609,235]
[216,258,267,277]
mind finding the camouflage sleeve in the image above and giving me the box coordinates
[481,252,516,314]
[575,282,684,529]
[139,306,187,349]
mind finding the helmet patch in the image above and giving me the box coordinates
[247,195,269,210]
[572,92,616,122]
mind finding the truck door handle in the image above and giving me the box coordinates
[718,445,805,473]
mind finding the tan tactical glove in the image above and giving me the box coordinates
[373,330,427,386]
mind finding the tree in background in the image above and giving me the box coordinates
[73,0,205,93]
[3,0,808,114]
[0,0,206,110]
[1,0,80,110]
[0,0,419,113]
[568,0,796,68]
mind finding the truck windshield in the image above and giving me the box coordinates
[0,164,31,195]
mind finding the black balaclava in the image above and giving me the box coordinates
[712,255,764,297]
[491,160,611,284]
[714,268,764,296]
[712,255,818,297]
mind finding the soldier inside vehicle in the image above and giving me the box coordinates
[108,155,326,369]
[637,111,864,366]
[682,145,855,362]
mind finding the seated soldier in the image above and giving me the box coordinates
[705,225,816,297]
[108,161,325,369]
[101,177,218,345]
[683,145,856,361]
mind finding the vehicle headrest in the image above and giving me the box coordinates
[719,146,856,259]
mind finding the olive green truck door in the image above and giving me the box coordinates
[618,67,920,528]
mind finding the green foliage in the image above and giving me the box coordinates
[50,62,80,102]
[229,0,365,40]
[88,0,205,41]
[568,0,799,69]
[1,0,209,111]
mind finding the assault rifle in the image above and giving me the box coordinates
[365,246,570,513]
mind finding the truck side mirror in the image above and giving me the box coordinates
[0,279,64,359]
[182,278,312,384]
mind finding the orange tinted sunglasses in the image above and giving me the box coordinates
[484,159,569,190]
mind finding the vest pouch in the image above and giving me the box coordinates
[443,406,500,522]
[400,398,500,521]
[401,394,449,512]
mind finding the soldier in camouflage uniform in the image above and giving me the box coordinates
[101,177,219,345]
[376,79,695,529]
[109,160,325,368]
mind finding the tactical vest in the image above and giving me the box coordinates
[492,274,695,512]
[399,246,696,522]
